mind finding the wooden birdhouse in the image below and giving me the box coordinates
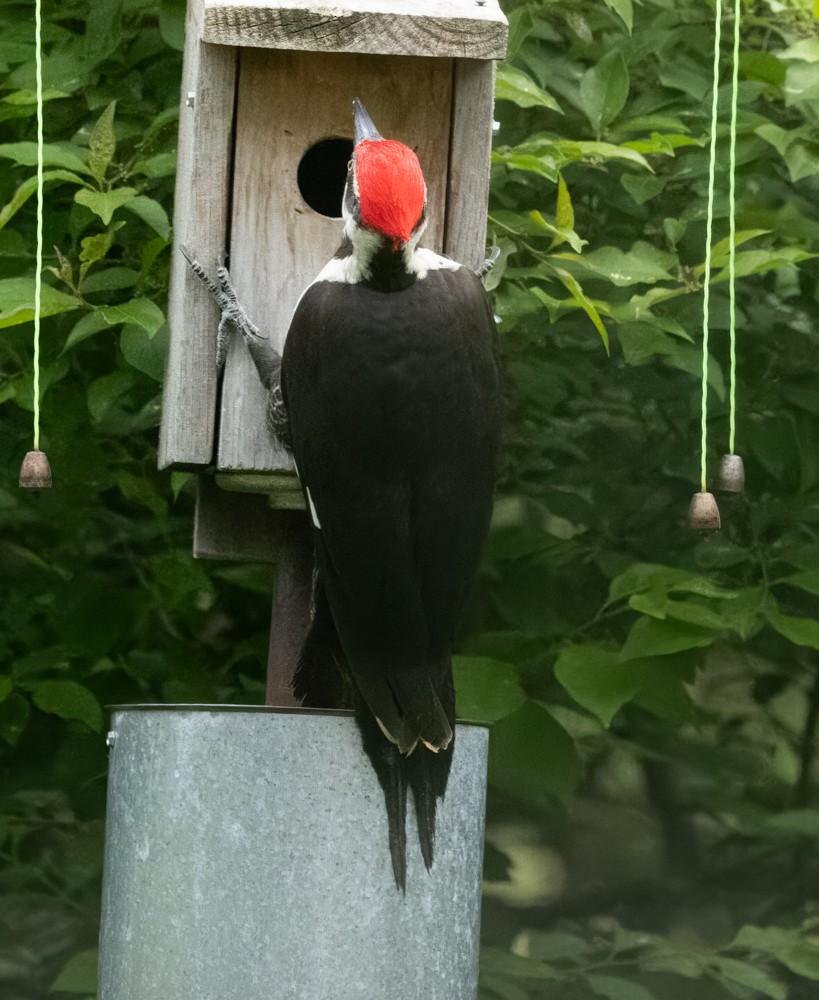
[158,0,508,554]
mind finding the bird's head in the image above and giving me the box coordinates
[344,98,427,254]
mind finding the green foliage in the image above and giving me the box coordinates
[0,3,271,996]
[473,0,819,997]
[1,0,819,998]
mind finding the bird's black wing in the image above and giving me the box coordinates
[282,266,499,749]
[281,265,500,886]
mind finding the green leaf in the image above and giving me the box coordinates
[452,656,526,723]
[88,101,117,186]
[0,278,79,329]
[553,644,646,726]
[74,186,138,225]
[50,948,99,994]
[622,132,700,155]
[122,196,172,241]
[782,572,819,598]
[548,268,610,353]
[780,39,819,62]
[559,242,678,287]
[32,680,103,732]
[120,321,168,381]
[765,606,819,650]
[171,471,193,500]
[3,88,70,106]
[602,0,632,32]
[529,210,585,253]
[621,173,666,205]
[160,0,187,51]
[0,169,86,230]
[555,175,574,233]
[619,616,713,660]
[81,267,140,294]
[0,141,89,174]
[63,298,164,352]
[480,946,558,983]
[133,150,178,178]
[495,66,563,113]
[734,925,819,980]
[493,148,559,182]
[711,956,786,999]
[108,298,165,334]
[0,676,11,704]
[707,229,772,267]
[585,974,657,1000]
[79,227,120,284]
[489,702,579,806]
[63,310,118,351]
[551,139,651,171]
[579,50,630,132]
[763,810,819,837]
[87,370,134,422]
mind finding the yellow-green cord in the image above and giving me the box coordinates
[33,0,43,452]
[701,0,723,493]
[728,0,740,455]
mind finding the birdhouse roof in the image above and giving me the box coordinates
[197,0,508,59]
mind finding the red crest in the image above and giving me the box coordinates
[355,140,426,248]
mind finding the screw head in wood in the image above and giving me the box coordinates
[718,453,745,493]
[688,491,720,534]
[19,450,52,489]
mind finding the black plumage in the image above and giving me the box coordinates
[283,264,500,888]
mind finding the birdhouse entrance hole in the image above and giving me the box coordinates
[297,137,353,218]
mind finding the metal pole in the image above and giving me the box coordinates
[99,707,487,1000]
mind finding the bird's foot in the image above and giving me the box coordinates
[180,245,266,371]
[475,245,501,279]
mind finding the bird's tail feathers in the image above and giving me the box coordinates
[356,703,453,890]
[292,580,350,709]
[375,676,453,756]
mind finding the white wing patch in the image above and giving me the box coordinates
[407,247,462,280]
[305,486,322,529]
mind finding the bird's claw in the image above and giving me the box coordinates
[475,245,501,279]
[180,245,264,370]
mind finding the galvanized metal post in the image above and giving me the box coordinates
[99,707,487,1000]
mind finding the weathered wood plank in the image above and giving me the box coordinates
[159,0,237,470]
[217,47,452,473]
[199,0,507,60]
[193,475,278,560]
[265,511,313,707]
[445,59,498,272]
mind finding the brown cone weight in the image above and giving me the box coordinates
[688,491,720,534]
[19,450,52,489]
[718,453,745,493]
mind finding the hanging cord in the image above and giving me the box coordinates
[33,0,44,451]
[727,0,740,454]
[700,0,723,493]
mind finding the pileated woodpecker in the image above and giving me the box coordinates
[184,99,501,889]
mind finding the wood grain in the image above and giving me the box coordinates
[265,511,313,707]
[159,0,237,470]
[445,59,498,272]
[217,47,453,473]
[199,0,507,60]
[193,475,279,560]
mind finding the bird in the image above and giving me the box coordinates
[183,98,501,890]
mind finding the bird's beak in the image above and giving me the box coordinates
[353,98,382,145]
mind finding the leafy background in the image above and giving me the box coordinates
[2,0,819,997]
